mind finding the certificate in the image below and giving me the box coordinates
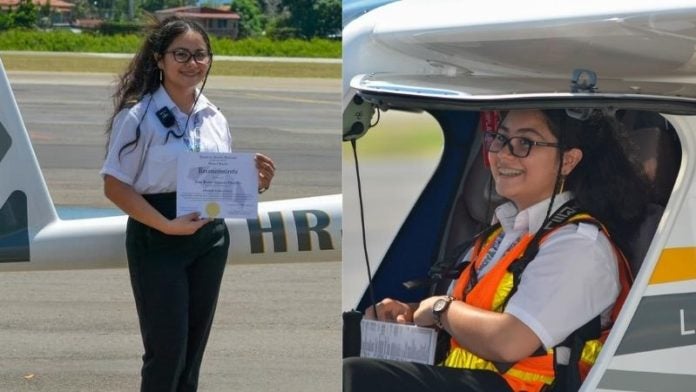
[177,152,258,219]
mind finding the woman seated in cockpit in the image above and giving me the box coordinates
[344,109,650,392]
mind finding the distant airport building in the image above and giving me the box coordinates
[72,18,103,30]
[155,6,240,39]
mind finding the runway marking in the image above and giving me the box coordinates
[28,131,54,141]
[242,92,336,106]
[16,99,106,106]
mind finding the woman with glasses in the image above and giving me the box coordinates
[101,16,274,391]
[344,109,649,392]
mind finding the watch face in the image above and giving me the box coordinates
[433,299,447,313]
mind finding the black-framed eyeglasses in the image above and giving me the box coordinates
[165,48,212,64]
[484,131,560,158]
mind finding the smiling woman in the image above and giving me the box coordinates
[344,108,651,392]
[100,16,276,392]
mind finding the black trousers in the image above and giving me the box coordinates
[126,193,230,392]
[343,357,513,392]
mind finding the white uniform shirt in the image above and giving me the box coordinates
[456,192,621,350]
[100,86,232,194]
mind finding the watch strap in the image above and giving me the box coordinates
[433,296,455,329]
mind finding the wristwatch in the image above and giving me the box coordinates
[432,296,455,329]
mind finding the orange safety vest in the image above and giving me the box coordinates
[442,214,633,392]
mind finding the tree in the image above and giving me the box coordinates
[70,0,96,20]
[313,0,340,37]
[278,0,310,38]
[279,0,340,38]
[12,0,38,28]
[259,0,282,17]
[37,0,52,27]
[0,12,12,30]
[231,0,264,38]
[39,0,51,18]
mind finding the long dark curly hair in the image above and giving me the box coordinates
[541,109,651,256]
[105,15,212,157]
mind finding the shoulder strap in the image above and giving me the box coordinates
[501,200,601,310]
[402,223,501,291]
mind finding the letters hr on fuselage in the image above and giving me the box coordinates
[247,209,334,253]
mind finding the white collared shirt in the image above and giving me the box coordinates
[453,193,620,349]
[100,86,232,194]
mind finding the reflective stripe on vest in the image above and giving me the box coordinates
[442,214,631,392]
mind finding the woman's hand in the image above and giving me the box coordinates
[162,212,210,235]
[104,176,210,236]
[415,296,544,362]
[413,296,448,327]
[255,153,275,192]
[364,298,416,324]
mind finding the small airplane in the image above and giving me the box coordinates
[0,59,341,271]
[342,0,399,28]
[343,0,696,391]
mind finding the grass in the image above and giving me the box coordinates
[342,110,443,158]
[0,53,341,78]
[0,30,341,58]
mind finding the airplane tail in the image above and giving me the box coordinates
[0,59,58,263]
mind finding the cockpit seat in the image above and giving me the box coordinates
[619,110,681,206]
[444,136,503,252]
[618,110,681,276]
[623,203,664,277]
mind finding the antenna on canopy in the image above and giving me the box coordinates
[343,93,377,141]
[570,68,598,93]
[567,69,598,121]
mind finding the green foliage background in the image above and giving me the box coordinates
[0,0,40,29]
[232,0,265,38]
[0,0,342,41]
[0,30,340,58]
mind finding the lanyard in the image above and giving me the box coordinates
[465,232,524,295]
[181,112,202,152]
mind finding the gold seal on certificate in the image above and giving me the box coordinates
[205,202,221,218]
[176,152,258,219]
